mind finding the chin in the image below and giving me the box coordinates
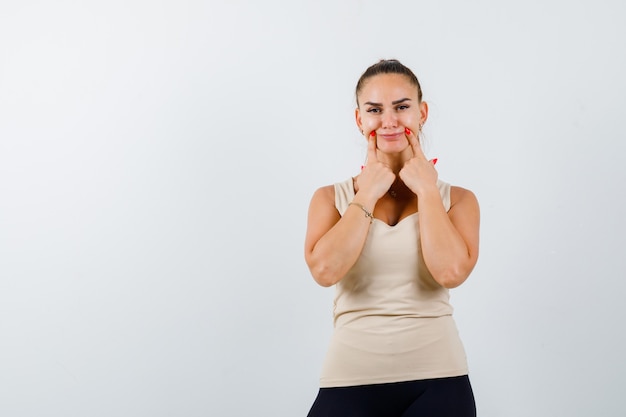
[378,142,410,154]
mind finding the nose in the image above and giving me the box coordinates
[381,111,398,129]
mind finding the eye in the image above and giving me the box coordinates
[366,107,381,114]
[396,104,410,111]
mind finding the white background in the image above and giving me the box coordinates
[1,1,625,416]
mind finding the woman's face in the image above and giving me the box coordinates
[355,73,428,154]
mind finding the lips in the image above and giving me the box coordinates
[378,131,405,140]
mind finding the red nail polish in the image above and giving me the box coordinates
[432,158,438,165]
[361,165,365,170]
[370,131,376,137]
[405,127,411,135]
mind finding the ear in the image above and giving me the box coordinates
[419,101,429,125]
[355,107,363,133]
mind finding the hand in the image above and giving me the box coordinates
[356,131,396,201]
[398,128,438,197]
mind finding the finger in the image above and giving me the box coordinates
[404,127,427,161]
[366,131,378,165]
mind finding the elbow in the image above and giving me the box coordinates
[305,249,345,287]
[439,276,466,289]
[431,251,478,289]
[315,278,336,288]
[308,261,342,287]
[433,266,471,289]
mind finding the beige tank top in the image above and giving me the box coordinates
[319,178,468,388]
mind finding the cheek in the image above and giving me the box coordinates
[360,115,379,129]
[401,112,420,129]
[403,110,419,122]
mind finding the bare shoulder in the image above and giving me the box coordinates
[305,184,341,254]
[448,185,480,261]
[307,183,340,226]
[450,185,479,209]
[310,184,336,205]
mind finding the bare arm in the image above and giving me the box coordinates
[399,129,480,288]
[416,185,480,288]
[304,131,395,287]
[304,185,375,287]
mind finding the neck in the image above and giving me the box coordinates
[388,177,413,199]
[376,148,413,174]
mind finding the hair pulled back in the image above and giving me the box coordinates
[355,59,423,106]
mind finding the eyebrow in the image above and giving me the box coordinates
[364,98,412,106]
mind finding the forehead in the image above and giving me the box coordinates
[359,73,418,102]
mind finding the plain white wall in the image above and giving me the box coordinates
[1,0,625,416]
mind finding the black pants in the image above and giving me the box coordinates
[307,375,476,417]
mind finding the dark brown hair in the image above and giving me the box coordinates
[355,59,423,106]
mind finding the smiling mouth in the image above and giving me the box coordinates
[378,132,404,140]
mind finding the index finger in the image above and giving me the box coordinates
[406,128,427,161]
[366,131,378,165]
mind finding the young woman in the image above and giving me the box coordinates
[304,59,480,417]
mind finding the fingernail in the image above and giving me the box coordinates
[405,127,411,135]
[432,158,438,165]
[370,131,376,137]
[361,165,365,170]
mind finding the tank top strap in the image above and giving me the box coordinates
[437,179,452,212]
[334,178,356,216]
[333,178,452,214]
